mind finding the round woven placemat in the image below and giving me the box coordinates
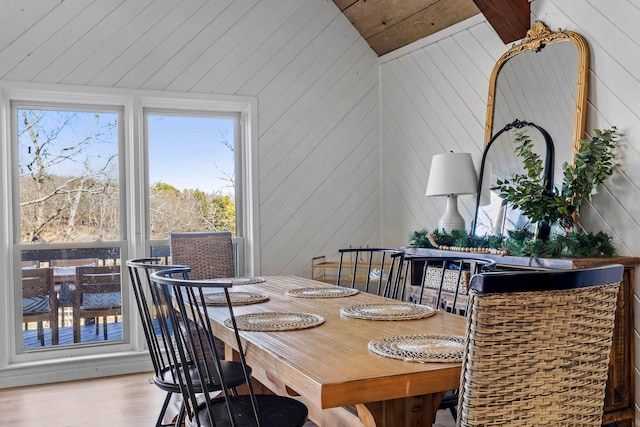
[204,291,269,306]
[285,287,359,298]
[208,276,267,286]
[340,303,435,320]
[225,312,325,332]
[368,334,465,363]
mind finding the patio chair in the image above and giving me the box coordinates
[50,257,100,328]
[73,265,121,343]
[126,259,248,427]
[150,267,309,427]
[336,248,405,299]
[457,264,624,426]
[22,267,58,346]
[402,255,496,420]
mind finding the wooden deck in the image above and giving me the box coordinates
[23,321,122,348]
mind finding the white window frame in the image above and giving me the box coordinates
[0,82,258,387]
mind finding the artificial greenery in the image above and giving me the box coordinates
[411,127,621,258]
[410,227,616,258]
[497,127,620,230]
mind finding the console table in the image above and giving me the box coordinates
[405,247,638,427]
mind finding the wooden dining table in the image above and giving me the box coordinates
[202,275,467,427]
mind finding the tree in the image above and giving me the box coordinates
[18,109,119,243]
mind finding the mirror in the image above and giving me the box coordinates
[473,119,554,237]
[474,21,589,237]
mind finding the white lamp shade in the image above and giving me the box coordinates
[425,152,478,197]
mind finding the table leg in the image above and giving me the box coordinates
[357,392,444,427]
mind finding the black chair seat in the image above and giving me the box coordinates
[193,395,308,427]
[155,360,250,393]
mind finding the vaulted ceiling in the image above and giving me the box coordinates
[334,0,531,56]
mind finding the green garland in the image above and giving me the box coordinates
[410,228,616,258]
[411,127,620,258]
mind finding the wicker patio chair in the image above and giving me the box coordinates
[150,268,309,427]
[457,264,624,426]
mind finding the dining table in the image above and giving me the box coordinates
[201,275,467,427]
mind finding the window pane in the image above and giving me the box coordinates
[16,107,123,350]
[18,108,120,243]
[147,114,236,239]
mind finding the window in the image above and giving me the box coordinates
[14,105,125,350]
[146,112,238,238]
[2,85,256,380]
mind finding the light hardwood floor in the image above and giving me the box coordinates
[0,372,456,426]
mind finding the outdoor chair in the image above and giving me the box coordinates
[50,257,100,328]
[73,265,121,342]
[150,267,309,427]
[22,267,58,346]
[336,247,405,299]
[457,264,623,426]
[126,259,248,427]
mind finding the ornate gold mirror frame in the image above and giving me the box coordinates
[473,21,590,237]
[485,20,590,153]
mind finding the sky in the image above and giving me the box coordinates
[147,114,236,195]
[17,109,236,197]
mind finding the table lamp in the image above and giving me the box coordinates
[425,152,478,232]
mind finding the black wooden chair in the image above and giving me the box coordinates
[402,255,496,420]
[126,259,248,427]
[150,267,309,427]
[336,248,405,299]
[457,265,623,426]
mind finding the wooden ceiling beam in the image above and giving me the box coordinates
[472,0,530,44]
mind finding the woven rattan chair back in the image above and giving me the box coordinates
[127,260,248,427]
[150,268,309,427]
[457,264,624,427]
[403,256,496,315]
[22,267,58,346]
[336,248,405,299]
[170,232,234,280]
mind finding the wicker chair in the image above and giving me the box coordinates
[126,259,247,427]
[22,267,58,346]
[336,248,405,299]
[170,232,234,280]
[457,264,624,427]
[170,232,235,358]
[150,268,309,427]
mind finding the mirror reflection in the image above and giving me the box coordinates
[492,40,578,188]
[475,21,589,237]
[473,120,554,237]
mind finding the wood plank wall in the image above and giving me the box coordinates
[379,0,640,419]
[0,0,381,278]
